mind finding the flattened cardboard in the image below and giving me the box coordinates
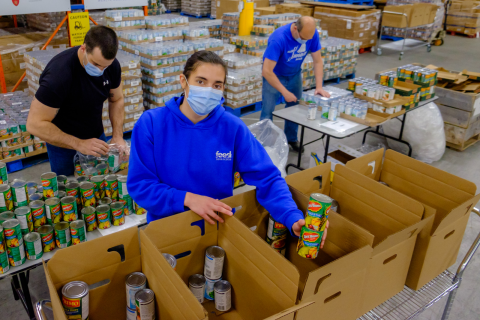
[346,149,479,290]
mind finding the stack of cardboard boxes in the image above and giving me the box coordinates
[382,3,439,28]
[275,3,314,16]
[314,7,381,49]
[446,1,480,36]
[216,0,270,21]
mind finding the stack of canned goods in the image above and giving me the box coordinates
[353,79,397,102]
[378,72,399,87]
[265,215,287,256]
[125,271,156,320]
[74,148,128,178]
[297,193,332,259]
[397,65,438,86]
[188,246,232,312]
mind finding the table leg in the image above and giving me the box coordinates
[11,274,20,300]
[323,135,330,164]
[286,126,306,173]
[20,271,35,319]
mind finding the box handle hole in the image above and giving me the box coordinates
[191,220,205,236]
[313,175,323,189]
[89,279,110,290]
[383,254,397,265]
[324,291,341,304]
[464,204,473,216]
[314,273,331,295]
[408,228,418,238]
[444,230,455,240]
[174,251,191,259]
[107,244,125,262]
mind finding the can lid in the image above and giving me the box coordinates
[11,179,26,188]
[96,163,108,169]
[98,198,112,205]
[110,202,124,209]
[310,193,332,203]
[54,221,70,230]
[45,197,61,206]
[126,272,147,287]
[70,220,85,228]
[57,175,68,182]
[105,174,118,181]
[29,193,42,202]
[135,289,155,303]
[77,176,88,183]
[189,274,206,287]
[162,253,177,268]
[2,218,20,228]
[65,182,80,189]
[14,206,30,216]
[29,200,45,208]
[80,182,95,189]
[26,181,37,189]
[81,206,96,214]
[90,175,105,183]
[41,172,57,180]
[62,281,89,299]
[118,176,127,183]
[96,204,111,213]
[24,232,40,242]
[61,196,76,204]
[206,246,225,259]
[37,224,53,234]
[0,184,10,192]
[214,280,231,292]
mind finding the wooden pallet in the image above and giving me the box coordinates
[359,47,373,54]
[447,31,480,39]
[446,133,480,151]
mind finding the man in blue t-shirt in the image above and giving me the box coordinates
[261,16,330,152]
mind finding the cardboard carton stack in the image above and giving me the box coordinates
[163,0,182,12]
[382,3,439,28]
[211,0,218,18]
[314,7,381,49]
[26,13,68,40]
[216,0,270,20]
[275,2,314,16]
[105,9,146,32]
[446,1,480,36]
[182,0,211,18]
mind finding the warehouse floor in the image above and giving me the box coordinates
[2,34,480,319]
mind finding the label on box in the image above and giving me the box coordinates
[247,99,253,104]
[227,93,233,99]
[155,36,163,42]
[134,114,142,120]
[131,98,140,104]
[21,109,29,113]
[131,80,140,86]
[20,63,25,69]
[346,20,352,29]
[227,79,233,85]
[0,121,6,125]
[129,63,137,69]
[32,47,40,51]
[154,73,164,78]
[114,16,122,21]
[12,102,22,106]
[247,85,254,90]
[134,50,139,55]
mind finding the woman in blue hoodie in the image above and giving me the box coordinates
[128,51,327,241]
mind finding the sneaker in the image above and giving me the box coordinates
[288,141,305,153]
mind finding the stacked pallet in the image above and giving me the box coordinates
[26,13,68,39]
[182,0,211,18]
[446,1,480,37]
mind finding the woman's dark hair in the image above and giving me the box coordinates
[183,51,228,83]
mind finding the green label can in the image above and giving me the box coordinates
[90,176,105,201]
[305,193,331,232]
[57,175,68,185]
[80,182,96,208]
[81,207,97,232]
[45,197,63,224]
[96,205,111,229]
[75,160,84,176]
[29,200,47,231]
[110,202,125,226]
[134,201,147,215]
[38,225,55,252]
[265,215,287,254]
[0,225,4,254]
[14,206,33,235]
[25,232,43,260]
[0,251,9,274]
[41,172,58,198]
[3,219,23,248]
[96,163,109,176]
[70,220,87,245]
[108,153,120,173]
[54,222,72,249]
[65,182,81,208]
[297,227,322,259]
[61,196,78,222]
[105,175,118,200]
[0,211,15,226]
[118,197,133,216]
[118,176,128,198]
[0,184,14,212]
[11,180,28,207]
[7,244,26,266]
[0,162,8,185]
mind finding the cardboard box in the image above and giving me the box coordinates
[383,4,413,28]
[346,149,480,290]
[143,209,313,320]
[276,3,314,16]
[255,6,276,15]
[220,187,374,320]
[286,164,429,314]
[435,86,480,112]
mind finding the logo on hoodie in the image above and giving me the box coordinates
[216,151,232,161]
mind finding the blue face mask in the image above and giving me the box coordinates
[296,37,308,45]
[185,79,224,116]
[83,54,105,77]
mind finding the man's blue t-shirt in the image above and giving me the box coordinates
[264,23,321,77]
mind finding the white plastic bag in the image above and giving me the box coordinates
[248,119,289,177]
[382,102,445,163]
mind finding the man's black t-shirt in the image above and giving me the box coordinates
[35,47,121,140]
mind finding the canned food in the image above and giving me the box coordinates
[65,182,81,207]
[297,226,322,259]
[61,196,78,222]
[77,176,88,184]
[0,162,7,185]
[307,105,317,120]
[331,199,339,213]
[0,224,4,253]
[27,181,38,192]
[127,307,136,320]
[81,206,97,232]
[58,190,66,199]
[134,201,147,215]
[41,172,58,198]
[7,242,25,266]
[58,183,66,192]
[29,200,47,231]
[25,232,43,260]
[38,224,55,252]
[96,204,111,229]
[0,251,9,273]
[75,160,84,176]
[90,176,105,201]
[14,206,33,235]
[45,197,63,224]
[204,277,222,301]
[347,79,356,91]
[108,152,120,173]
[54,221,72,249]
[162,253,177,269]
[189,274,206,304]
[118,176,129,198]
[57,175,68,185]
[11,179,28,207]
[98,197,112,206]
[0,211,15,225]
[105,175,119,200]
[70,220,87,245]
[96,163,109,175]
[80,182,96,207]
[126,272,147,310]
[214,280,232,312]
[62,281,89,320]
[3,218,23,247]
[266,215,287,255]
[110,202,125,226]
[204,246,225,280]
[135,289,155,320]
[0,184,13,212]
[29,193,43,202]
[305,193,331,232]
[84,167,99,180]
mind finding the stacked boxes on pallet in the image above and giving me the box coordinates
[190,20,223,39]
[23,48,66,96]
[182,0,211,18]
[163,0,182,12]
[26,13,68,39]
[446,1,480,36]
[105,9,146,31]
[224,65,263,109]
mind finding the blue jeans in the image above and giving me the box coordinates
[47,133,107,176]
[260,70,303,143]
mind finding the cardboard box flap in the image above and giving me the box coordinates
[44,261,68,320]
[263,301,315,320]
[435,193,480,232]
[345,148,383,181]
[221,189,268,230]
[140,230,207,320]
[284,162,332,196]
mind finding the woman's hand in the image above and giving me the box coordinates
[184,192,233,225]
[293,220,329,249]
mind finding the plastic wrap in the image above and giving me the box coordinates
[382,102,445,163]
[73,142,131,177]
[248,119,289,178]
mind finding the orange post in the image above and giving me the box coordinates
[0,55,7,93]
[89,16,98,25]
[13,15,18,28]
[144,6,148,16]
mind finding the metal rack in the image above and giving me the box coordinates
[376,11,435,60]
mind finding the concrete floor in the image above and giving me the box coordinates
[2,34,480,319]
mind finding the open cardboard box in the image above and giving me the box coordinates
[340,108,406,127]
[346,149,480,290]
[221,189,374,320]
[45,226,209,320]
[143,210,314,320]
[285,163,431,314]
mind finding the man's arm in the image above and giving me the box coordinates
[262,58,298,103]
[26,98,109,156]
[108,84,126,146]
[311,50,330,98]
